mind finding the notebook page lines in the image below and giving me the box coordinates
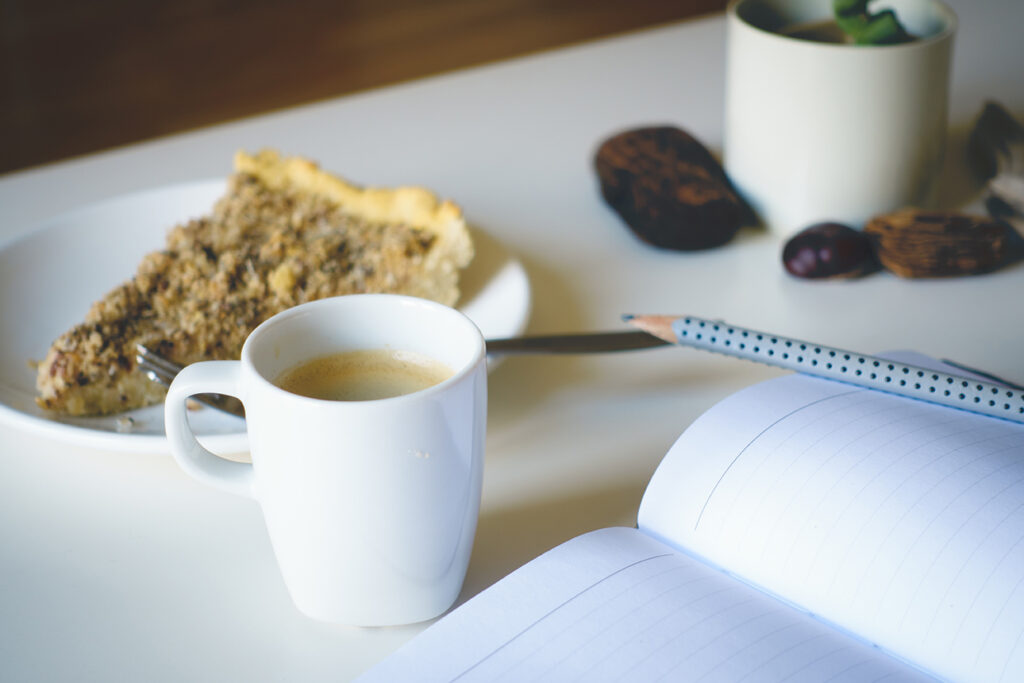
[682,388,1024,682]
[478,555,724,683]
[693,389,892,551]
[967,537,1024,677]
[844,430,1024,681]
[693,389,863,531]
[802,419,994,596]
[451,551,927,682]
[756,403,942,571]
[891,459,1024,635]
[845,433,1021,606]
[451,551,672,682]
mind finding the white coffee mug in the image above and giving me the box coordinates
[164,294,487,626]
[724,0,956,237]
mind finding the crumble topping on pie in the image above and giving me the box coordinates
[36,149,474,416]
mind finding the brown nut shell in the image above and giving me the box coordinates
[594,126,748,250]
[863,208,1012,278]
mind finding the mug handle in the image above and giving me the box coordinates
[164,360,255,498]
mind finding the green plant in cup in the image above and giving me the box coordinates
[833,0,913,44]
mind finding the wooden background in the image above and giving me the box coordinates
[0,0,726,175]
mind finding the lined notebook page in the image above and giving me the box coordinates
[357,527,930,682]
[639,367,1024,682]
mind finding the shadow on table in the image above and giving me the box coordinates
[932,121,985,211]
[457,476,647,604]
[480,244,608,419]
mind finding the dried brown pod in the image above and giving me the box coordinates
[594,126,750,250]
[863,208,1013,278]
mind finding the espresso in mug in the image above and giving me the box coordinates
[274,349,453,401]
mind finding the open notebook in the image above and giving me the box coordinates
[358,354,1024,682]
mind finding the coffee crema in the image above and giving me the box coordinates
[274,349,454,401]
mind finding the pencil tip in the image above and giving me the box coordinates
[621,314,634,322]
[622,314,677,344]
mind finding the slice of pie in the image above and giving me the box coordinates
[36,149,474,416]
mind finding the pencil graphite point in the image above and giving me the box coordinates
[622,315,678,344]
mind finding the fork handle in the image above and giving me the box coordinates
[165,360,254,498]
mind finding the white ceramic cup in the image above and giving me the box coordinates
[724,0,956,237]
[164,294,487,626]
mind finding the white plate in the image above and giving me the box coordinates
[0,180,530,454]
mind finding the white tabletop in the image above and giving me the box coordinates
[2,2,1022,679]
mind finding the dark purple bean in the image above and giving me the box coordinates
[782,222,878,279]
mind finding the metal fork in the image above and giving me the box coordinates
[135,330,669,418]
[135,344,246,417]
[138,337,1023,420]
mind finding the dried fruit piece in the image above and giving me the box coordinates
[594,126,750,250]
[782,222,878,279]
[864,208,1013,278]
